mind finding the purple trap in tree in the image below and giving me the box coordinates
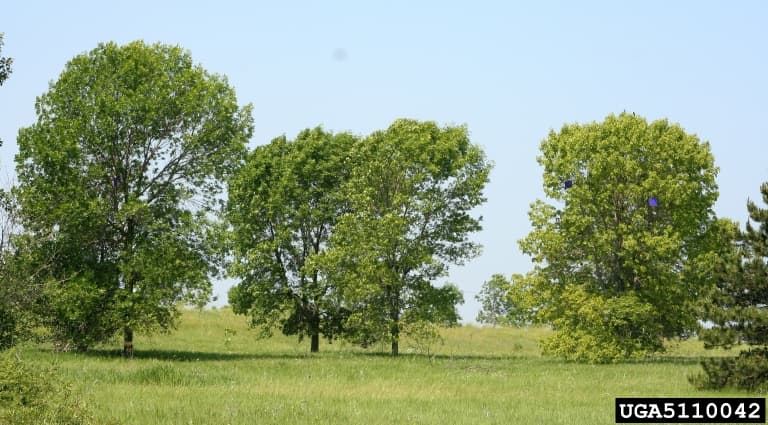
[112,177,120,188]
[564,179,573,189]
[648,196,658,207]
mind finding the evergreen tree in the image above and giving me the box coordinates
[695,182,768,391]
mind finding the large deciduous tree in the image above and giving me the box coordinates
[15,41,253,356]
[316,119,491,356]
[515,113,720,363]
[227,128,356,352]
[694,182,768,391]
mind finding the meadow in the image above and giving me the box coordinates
[18,308,752,425]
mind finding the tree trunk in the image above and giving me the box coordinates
[123,326,133,358]
[310,333,320,353]
[391,320,399,357]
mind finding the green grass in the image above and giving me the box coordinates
[16,308,756,425]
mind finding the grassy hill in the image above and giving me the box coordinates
[17,307,748,425]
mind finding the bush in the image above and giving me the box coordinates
[0,304,16,350]
[0,349,114,424]
[0,260,39,351]
[402,321,444,356]
[690,348,768,393]
[539,287,666,363]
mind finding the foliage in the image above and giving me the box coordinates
[0,31,11,255]
[0,32,11,87]
[475,274,509,326]
[0,37,19,347]
[401,320,444,356]
[690,348,768,393]
[227,127,356,352]
[0,350,112,425]
[475,273,533,327]
[14,40,253,354]
[538,285,665,362]
[695,182,768,390]
[517,113,720,363]
[315,119,490,355]
[0,192,19,350]
[0,190,44,350]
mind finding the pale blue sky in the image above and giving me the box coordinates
[1,1,766,322]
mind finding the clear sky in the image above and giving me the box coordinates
[1,1,766,322]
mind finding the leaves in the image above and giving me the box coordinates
[0,33,11,88]
[518,113,720,362]
[226,127,355,350]
[14,41,253,350]
[475,274,512,326]
[316,119,491,355]
[700,183,768,350]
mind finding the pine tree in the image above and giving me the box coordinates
[695,182,768,391]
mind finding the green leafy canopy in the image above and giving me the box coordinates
[226,127,356,352]
[14,40,253,352]
[516,113,720,362]
[314,119,491,355]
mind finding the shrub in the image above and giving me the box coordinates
[538,287,665,363]
[0,304,16,350]
[0,349,114,424]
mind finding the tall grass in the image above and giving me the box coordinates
[17,308,752,425]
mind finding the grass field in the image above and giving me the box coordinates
[17,308,755,425]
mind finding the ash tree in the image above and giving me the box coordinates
[226,128,356,352]
[694,182,768,392]
[15,41,253,356]
[515,113,720,363]
[315,119,491,356]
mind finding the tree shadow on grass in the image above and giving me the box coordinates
[618,356,711,366]
[344,350,533,362]
[359,351,716,365]
[53,348,319,362]
[65,348,531,363]
[39,347,718,365]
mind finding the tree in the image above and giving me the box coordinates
[316,119,491,356]
[0,192,22,350]
[226,127,356,352]
[475,274,512,326]
[475,273,534,327]
[0,32,22,350]
[0,191,53,351]
[694,182,768,391]
[15,41,253,356]
[0,32,11,87]
[516,113,720,363]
